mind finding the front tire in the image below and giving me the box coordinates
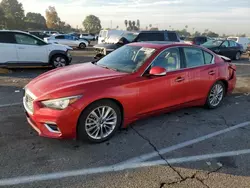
[234,51,241,60]
[77,100,122,143]
[79,43,86,49]
[51,54,68,68]
[205,81,225,109]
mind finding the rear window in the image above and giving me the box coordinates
[228,37,237,42]
[55,35,65,39]
[0,32,15,43]
[168,32,178,41]
[136,33,164,42]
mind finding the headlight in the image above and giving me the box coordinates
[67,50,72,57]
[41,95,82,110]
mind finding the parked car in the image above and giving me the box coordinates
[94,32,138,58]
[98,29,124,44]
[44,34,89,49]
[227,37,249,52]
[80,33,95,41]
[28,31,50,40]
[202,40,244,60]
[94,30,180,59]
[247,43,250,59]
[23,42,236,143]
[43,31,60,36]
[184,36,211,45]
[0,30,72,68]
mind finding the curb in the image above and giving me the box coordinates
[0,68,11,74]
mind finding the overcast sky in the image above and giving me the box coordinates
[19,0,250,35]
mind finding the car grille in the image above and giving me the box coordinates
[23,91,35,114]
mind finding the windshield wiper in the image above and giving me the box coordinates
[98,64,118,71]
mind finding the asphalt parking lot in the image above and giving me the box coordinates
[1,53,250,188]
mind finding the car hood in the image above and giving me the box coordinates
[27,63,127,98]
[94,43,121,50]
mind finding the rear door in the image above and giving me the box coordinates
[219,41,231,58]
[54,35,67,45]
[181,47,216,102]
[229,40,240,58]
[14,33,48,64]
[0,32,18,64]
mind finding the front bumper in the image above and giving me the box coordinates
[23,93,80,139]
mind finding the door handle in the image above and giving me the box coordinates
[208,70,215,75]
[175,77,185,82]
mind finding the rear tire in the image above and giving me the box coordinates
[77,100,122,143]
[234,51,241,60]
[205,81,225,109]
[79,43,86,49]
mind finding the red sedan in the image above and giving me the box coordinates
[23,42,236,143]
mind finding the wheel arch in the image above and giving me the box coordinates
[216,79,228,95]
[76,98,124,136]
[49,50,69,64]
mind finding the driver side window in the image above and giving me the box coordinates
[151,48,180,71]
[14,34,39,45]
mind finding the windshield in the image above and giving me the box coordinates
[202,40,223,47]
[123,33,138,42]
[96,45,155,73]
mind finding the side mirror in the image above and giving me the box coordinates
[149,66,167,76]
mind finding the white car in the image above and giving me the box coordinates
[45,34,89,49]
[43,31,60,36]
[80,33,95,40]
[0,30,72,68]
[227,37,249,52]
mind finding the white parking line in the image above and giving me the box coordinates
[118,121,250,165]
[1,148,250,186]
[0,102,22,108]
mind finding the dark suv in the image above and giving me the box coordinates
[133,30,180,42]
[94,30,181,59]
[184,36,211,45]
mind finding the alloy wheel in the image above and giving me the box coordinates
[53,57,66,67]
[209,83,224,107]
[85,106,117,140]
[236,52,241,60]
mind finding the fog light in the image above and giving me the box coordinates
[44,123,61,133]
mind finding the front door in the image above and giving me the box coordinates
[14,33,48,64]
[137,47,189,115]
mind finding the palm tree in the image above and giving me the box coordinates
[132,21,136,30]
[185,25,188,29]
[146,26,148,30]
[128,20,132,28]
[124,20,128,29]
[149,24,152,28]
[136,19,140,29]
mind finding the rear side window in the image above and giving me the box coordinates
[55,35,65,39]
[183,47,205,68]
[0,32,15,43]
[167,32,178,41]
[229,40,237,47]
[136,33,164,42]
[203,51,213,64]
[196,37,207,45]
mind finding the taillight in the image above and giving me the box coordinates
[228,63,236,80]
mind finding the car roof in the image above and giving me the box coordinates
[0,30,29,34]
[129,42,192,49]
